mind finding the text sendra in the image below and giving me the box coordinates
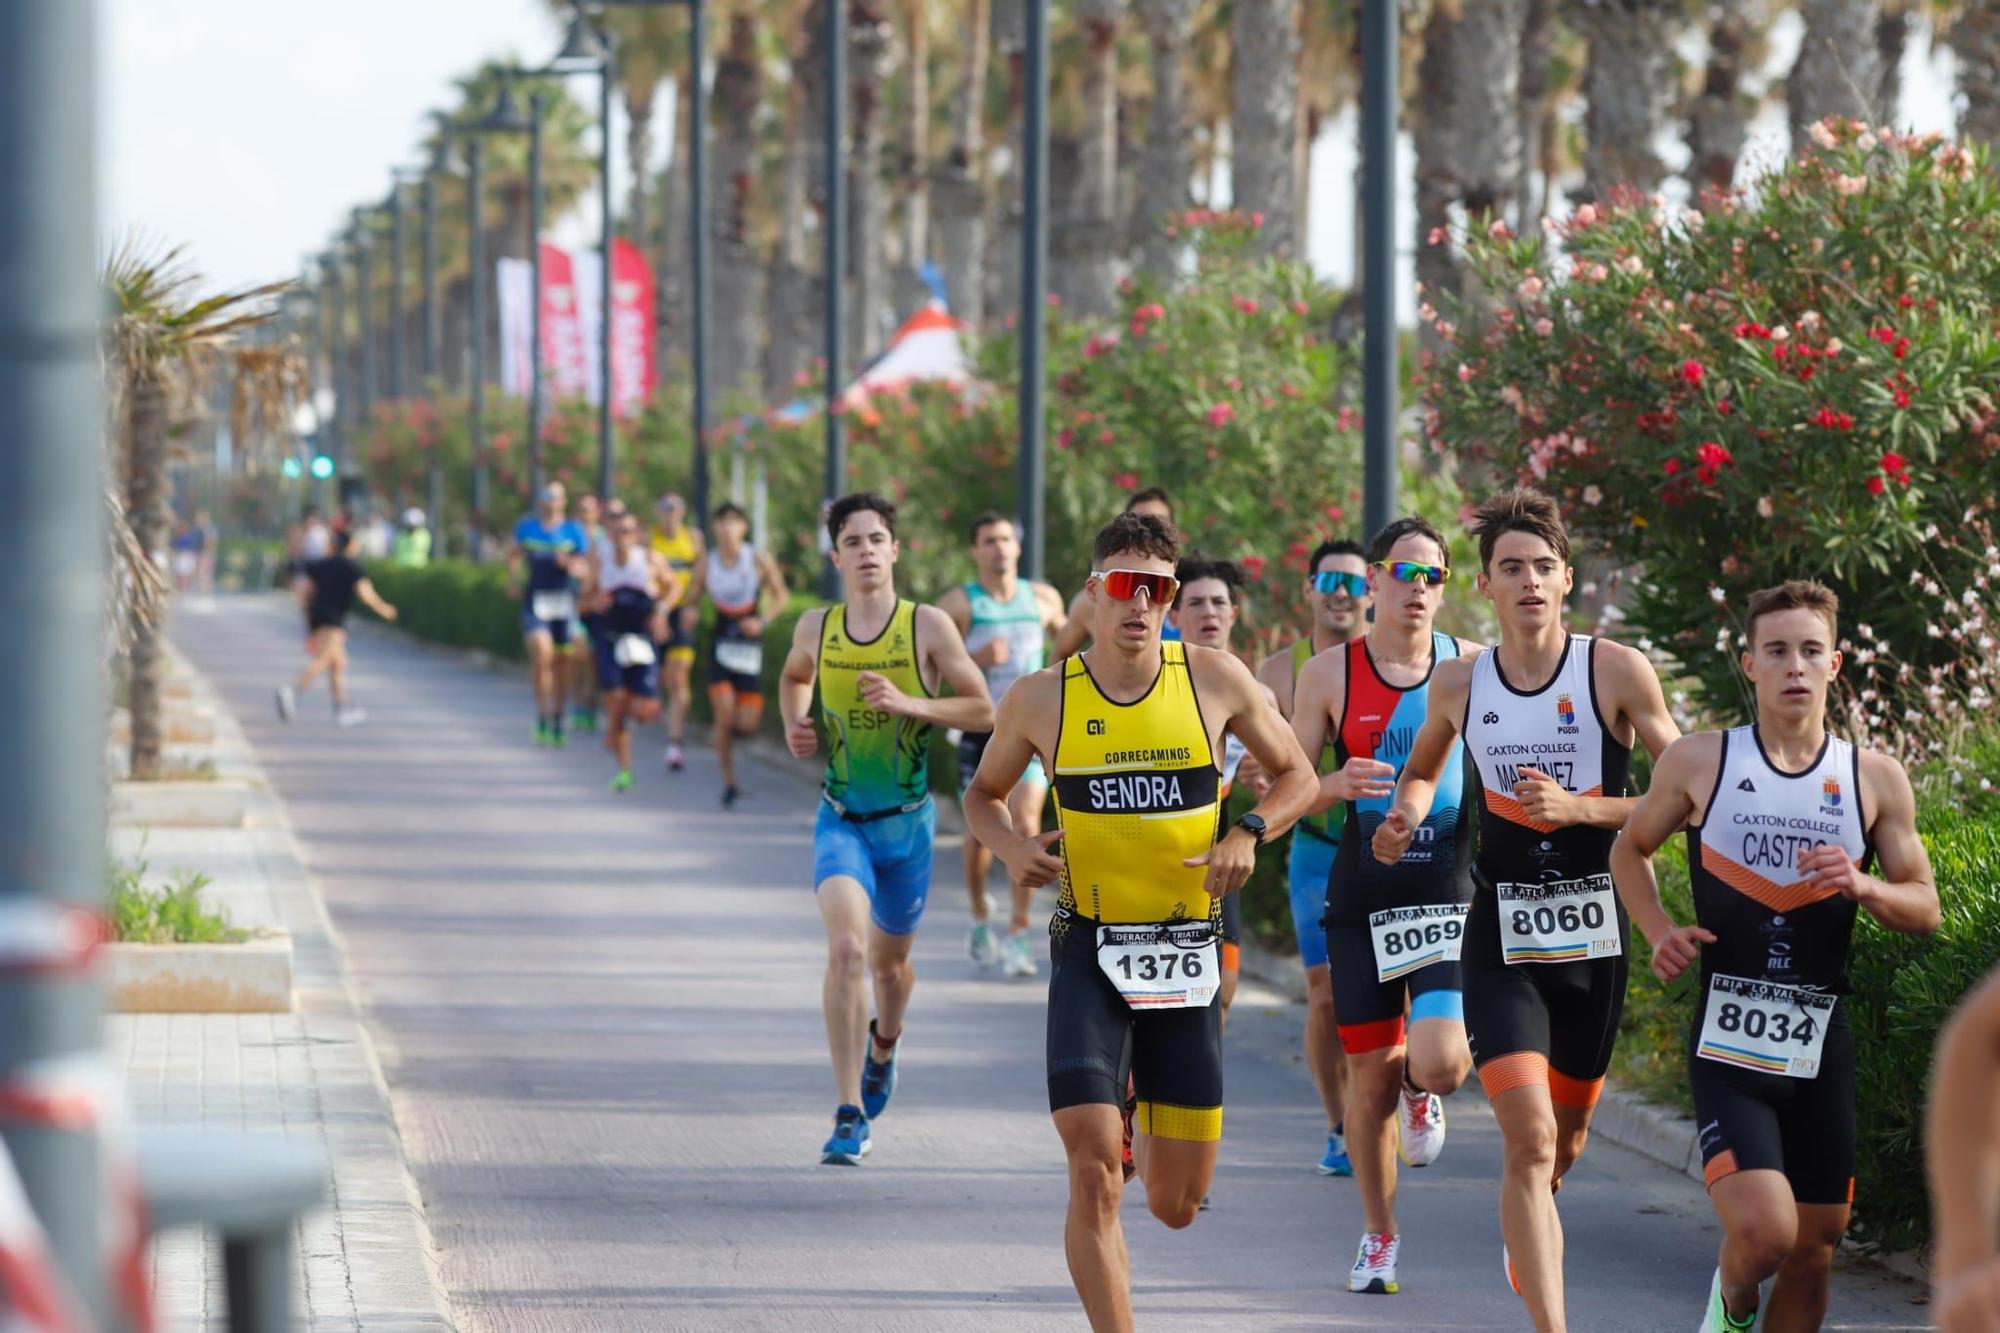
[1082,772,1206,813]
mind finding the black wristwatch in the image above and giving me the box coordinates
[1234,812,1267,846]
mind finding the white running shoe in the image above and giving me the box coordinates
[1000,930,1039,977]
[1699,1266,1757,1331]
[664,742,685,772]
[335,705,368,729]
[967,921,1000,970]
[1396,1086,1447,1167]
[275,686,296,722]
[1348,1231,1400,1294]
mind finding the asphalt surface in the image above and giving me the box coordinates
[176,595,1928,1331]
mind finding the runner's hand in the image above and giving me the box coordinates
[973,637,1010,668]
[381,605,398,623]
[740,615,765,638]
[1237,752,1274,799]
[858,671,912,716]
[785,715,818,758]
[1002,828,1066,888]
[1372,807,1416,865]
[1938,1260,2000,1333]
[1648,923,1715,983]
[1512,767,1580,825]
[1798,844,1871,905]
[1183,828,1256,899]
[1326,757,1395,804]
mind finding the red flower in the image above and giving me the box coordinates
[1871,327,1895,344]
[1898,293,1914,308]
[1880,452,1907,473]
[1717,400,1734,417]
[1206,402,1236,428]
[1696,441,1733,469]
[1240,554,1267,580]
[1099,429,1114,445]
[1732,322,1771,339]
[1663,458,1682,476]
[1866,476,1886,496]
[1892,336,1910,360]
[1894,387,1911,410]
[1680,359,1707,388]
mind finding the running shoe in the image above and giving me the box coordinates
[549,720,567,747]
[1120,1088,1137,1183]
[966,921,1000,970]
[1198,1193,1211,1211]
[534,721,554,747]
[334,705,368,729]
[664,743,685,772]
[274,686,296,722]
[721,784,740,808]
[1317,1127,1353,1177]
[1000,930,1039,978]
[571,708,597,733]
[1348,1231,1400,1294]
[819,1105,871,1165]
[860,1021,898,1119]
[610,769,634,793]
[1699,1266,1756,1331]
[1396,1086,1446,1167]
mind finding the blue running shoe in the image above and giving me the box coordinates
[861,1021,898,1119]
[1318,1128,1354,1177]
[820,1104,870,1165]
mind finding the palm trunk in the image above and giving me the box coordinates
[851,0,894,362]
[126,374,170,781]
[1874,8,1907,125]
[714,11,765,400]
[764,70,815,392]
[986,0,1025,325]
[1231,0,1299,257]
[626,85,656,263]
[1950,0,2000,149]
[1515,0,1555,231]
[1790,0,1880,153]
[1134,0,1196,277]
[1686,9,1749,201]
[661,74,695,367]
[933,0,990,322]
[895,0,932,316]
[1568,0,1671,202]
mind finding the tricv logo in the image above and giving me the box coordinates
[1086,718,1107,736]
[1481,711,1500,725]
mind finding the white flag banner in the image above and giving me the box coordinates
[496,257,533,397]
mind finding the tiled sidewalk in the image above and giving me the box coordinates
[108,646,451,1330]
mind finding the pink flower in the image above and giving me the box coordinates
[1206,402,1236,428]
[1457,364,1475,383]
[1582,485,1603,506]
[1046,293,1063,307]
[1810,120,1840,151]
[1289,300,1310,316]
[1517,276,1544,301]
[1756,495,1774,518]
[1488,218,1513,240]
[1533,318,1555,337]
[1099,429,1114,445]
[1427,226,1448,246]
[1057,429,1073,449]
[1240,554,1267,580]
[1112,472,1139,491]
[1834,174,1868,196]
[1325,504,1344,521]
[1574,203,1600,227]
[1680,359,1707,388]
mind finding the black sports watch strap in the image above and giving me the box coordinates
[1234,812,1267,846]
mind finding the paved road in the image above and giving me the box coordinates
[178,596,1926,1331]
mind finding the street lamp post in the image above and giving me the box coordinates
[326,251,347,481]
[421,147,445,556]
[822,0,846,598]
[527,89,547,496]
[465,136,488,552]
[1361,0,1398,538]
[389,182,407,400]
[689,0,712,528]
[351,211,374,434]
[1017,0,1050,582]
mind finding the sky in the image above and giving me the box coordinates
[105,3,1961,311]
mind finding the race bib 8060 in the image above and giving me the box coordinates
[1495,875,1622,965]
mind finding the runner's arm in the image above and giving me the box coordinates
[503,538,523,600]
[1255,648,1293,720]
[1609,734,1713,982]
[1049,587,1092,659]
[935,586,996,666]
[1379,656,1471,836]
[1036,581,1068,636]
[778,609,826,757]
[1187,649,1314,898]
[1929,964,2000,1327]
[964,674,1065,887]
[1808,750,1939,934]
[354,578,398,623]
[866,603,993,732]
[756,551,790,621]
[653,554,683,615]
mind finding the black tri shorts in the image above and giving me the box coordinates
[1045,910,1223,1143]
[1462,889,1630,1107]
[1690,1005,1856,1206]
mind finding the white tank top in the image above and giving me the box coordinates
[598,546,652,596]
[706,545,760,616]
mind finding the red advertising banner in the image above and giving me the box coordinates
[539,242,589,402]
[609,237,657,419]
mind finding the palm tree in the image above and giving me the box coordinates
[1790,0,1881,151]
[894,0,935,316]
[1685,5,1752,198]
[105,242,287,780]
[1132,0,1197,277]
[1566,0,1676,201]
[933,0,992,321]
[1293,1,1357,249]
[1950,0,2000,147]
[852,0,897,360]
[713,9,766,398]
[1231,0,1300,256]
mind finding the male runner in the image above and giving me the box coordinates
[937,512,1067,977]
[1610,580,1937,1332]
[276,530,398,727]
[570,492,606,733]
[684,502,788,807]
[580,511,680,792]
[1051,487,1177,659]
[506,483,590,746]
[1256,537,1370,1176]
[1293,517,1481,1295]
[1373,486,1679,1332]
[779,492,993,1165]
[650,492,705,771]
[964,511,1314,1333]
[1929,962,2000,1333]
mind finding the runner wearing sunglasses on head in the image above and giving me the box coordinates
[1292,517,1483,1297]
[1373,487,1680,1332]
[964,511,1315,1333]
[1256,537,1371,1178]
[1611,580,1936,1333]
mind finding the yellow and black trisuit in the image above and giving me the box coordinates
[1045,640,1226,1142]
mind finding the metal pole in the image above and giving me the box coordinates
[390,183,407,400]
[468,137,488,555]
[0,2,106,1321]
[821,0,846,597]
[1361,0,1398,538]
[354,216,374,433]
[528,92,547,497]
[690,0,713,531]
[598,58,616,501]
[422,168,444,558]
[1017,0,1050,582]
[328,257,348,472]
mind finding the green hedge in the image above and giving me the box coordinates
[1614,792,2000,1252]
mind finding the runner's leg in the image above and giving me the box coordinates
[1490,1073,1566,1333]
[817,877,873,1108]
[1304,966,1346,1130]
[1135,1133,1219,1231]
[664,652,693,747]
[711,681,738,790]
[525,632,554,718]
[296,629,333,694]
[324,628,349,707]
[1345,1045,1405,1236]
[1709,1169,1797,1321]
[867,923,917,1058]
[1053,1104,1134,1333]
[605,691,631,771]
[1763,1201,1847,1331]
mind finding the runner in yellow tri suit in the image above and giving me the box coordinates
[963,510,1315,1333]
[649,493,705,771]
